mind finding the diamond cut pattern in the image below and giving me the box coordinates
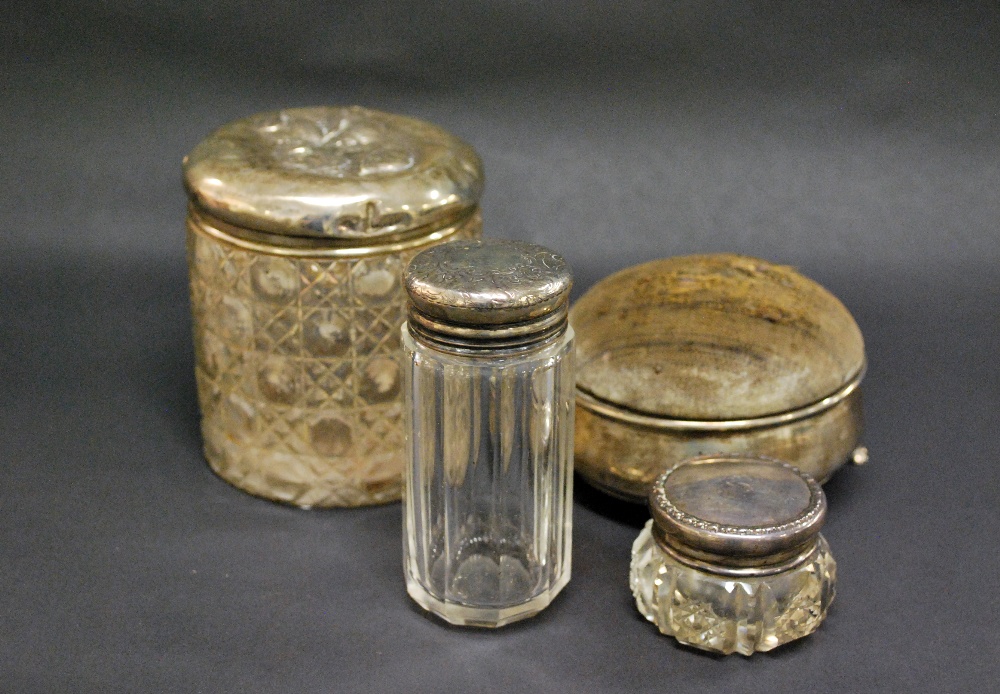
[630,522,836,655]
[187,219,479,507]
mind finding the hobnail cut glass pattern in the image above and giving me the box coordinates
[402,329,575,627]
[187,222,479,508]
[630,520,836,655]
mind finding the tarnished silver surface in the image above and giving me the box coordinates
[403,239,572,349]
[572,253,867,502]
[650,454,827,575]
[572,254,865,420]
[183,106,483,241]
[183,106,484,508]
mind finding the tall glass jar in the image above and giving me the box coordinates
[401,239,575,627]
[183,106,483,508]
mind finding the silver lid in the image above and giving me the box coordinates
[183,106,483,243]
[403,239,572,350]
[649,454,826,576]
[571,254,866,422]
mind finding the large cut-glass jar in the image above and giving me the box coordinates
[183,106,483,508]
[630,453,836,655]
[401,239,575,627]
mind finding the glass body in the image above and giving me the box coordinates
[186,214,480,508]
[402,327,575,627]
[630,520,836,655]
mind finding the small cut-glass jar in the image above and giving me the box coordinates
[630,453,836,655]
[401,239,575,627]
[183,106,483,508]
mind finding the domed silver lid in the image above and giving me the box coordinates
[183,106,483,244]
[572,254,865,423]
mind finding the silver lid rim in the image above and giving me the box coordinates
[406,306,569,351]
[187,205,480,259]
[577,361,865,432]
[652,528,821,577]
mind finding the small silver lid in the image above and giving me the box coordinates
[649,454,827,576]
[403,239,572,350]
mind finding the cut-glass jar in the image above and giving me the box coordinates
[183,106,483,508]
[630,454,836,655]
[401,239,575,627]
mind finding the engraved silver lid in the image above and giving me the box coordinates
[403,239,572,350]
[649,454,827,576]
[183,106,483,243]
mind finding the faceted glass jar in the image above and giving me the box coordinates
[631,521,836,656]
[402,329,574,627]
[401,239,575,627]
[184,106,484,507]
[630,454,836,655]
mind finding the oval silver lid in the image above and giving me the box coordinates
[183,106,483,242]
[404,239,572,349]
[650,453,826,575]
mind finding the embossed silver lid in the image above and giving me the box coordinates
[183,106,483,242]
[650,454,827,576]
[404,239,572,350]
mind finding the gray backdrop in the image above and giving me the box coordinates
[2,2,998,691]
